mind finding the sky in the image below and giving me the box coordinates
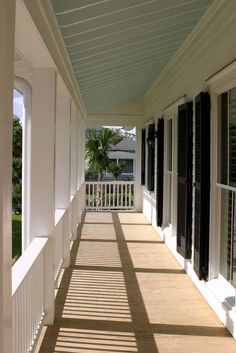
[103,125,136,135]
[13,89,23,122]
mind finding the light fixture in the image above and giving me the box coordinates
[146,128,158,148]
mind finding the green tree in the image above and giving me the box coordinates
[85,128,122,181]
[12,116,22,214]
[109,161,126,181]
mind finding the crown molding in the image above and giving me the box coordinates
[22,0,87,120]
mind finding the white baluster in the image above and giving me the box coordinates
[109,184,111,209]
[121,184,123,208]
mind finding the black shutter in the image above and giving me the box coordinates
[141,129,146,185]
[156,118,164,226]
[177,102,193,258]
[194,92,211,280]
[147,124,155,191]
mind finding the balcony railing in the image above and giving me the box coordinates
[11,181,134,353]
[12,185,84,353]
[85,181,135,210]
[12,237,47,353]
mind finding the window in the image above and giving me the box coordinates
[218,88,236,186]
[168,119,173,173]
[166,119,173,224]
[220,189,236,287]
[147,123,155,191]
[218,87,236,286]
[119,159,133,174]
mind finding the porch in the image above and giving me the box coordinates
[35,212,236,353]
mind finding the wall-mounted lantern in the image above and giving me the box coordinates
[146,127,158,148]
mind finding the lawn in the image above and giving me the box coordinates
[12,214,21,263]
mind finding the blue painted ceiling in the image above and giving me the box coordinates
[51,0,214,113]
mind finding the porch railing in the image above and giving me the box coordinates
[12,184,84,353]
[85,181,135,210]
[12,237,47,353]
[53,212,64,283]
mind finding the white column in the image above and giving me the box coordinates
[80,120,86,211]
[55,96,71,267]
[76,116,84,223]
[77,116,83,189]
[55,96,70,209]
[70,105,78,197]
[31,68,57,324]
[31,68,56,238]
[135,124,142,211]
[70,105,78,240]
[0,1,15,352]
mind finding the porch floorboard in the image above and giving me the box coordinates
[37,212,236,353]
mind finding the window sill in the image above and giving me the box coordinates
[206,275,236,311]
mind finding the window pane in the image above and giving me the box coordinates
[229,88,236,186]
[232,195,236,287]
[220,189,232,281]
[167,173,172,224]
[119,159,133,173]
[219,92,228,184]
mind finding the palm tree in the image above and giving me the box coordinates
[85,128,122,207]
[85,128,122,181]
[109,161,126,181]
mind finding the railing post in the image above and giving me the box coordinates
[71,196,78,240]
[77,189,82,224]
[43,237,55,325]
[135,125,142,211]
[62,210,70,268]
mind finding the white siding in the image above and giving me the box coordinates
[142,0,236,339]
[145,1,236,117]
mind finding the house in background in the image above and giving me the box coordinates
[107,135,136,181]
[85,129,136,181]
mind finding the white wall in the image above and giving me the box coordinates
[145,1,236,117]
[55,96,71,210]
[143,0,236,237]
[142,0,236,338]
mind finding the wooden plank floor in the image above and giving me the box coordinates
[37,212,236,353]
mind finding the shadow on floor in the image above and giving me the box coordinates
[37,212,233,353]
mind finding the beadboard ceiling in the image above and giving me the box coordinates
[50,0,214,113]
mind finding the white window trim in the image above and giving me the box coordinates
[14,76,32,252]
[162,97,187,236]
[208,72,236,293]
[163,117,173,228]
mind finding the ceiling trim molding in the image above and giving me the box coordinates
[145,0,226,99]
[163,94,187,112]
[87,114,143,127]
[206,59,236,83]
[22,0,87,120]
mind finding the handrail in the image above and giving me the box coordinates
[85,181,135,184]
[12,184,84,353]
[12,237,48,353]
[12,237,48,295]
[85,181,135,210]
